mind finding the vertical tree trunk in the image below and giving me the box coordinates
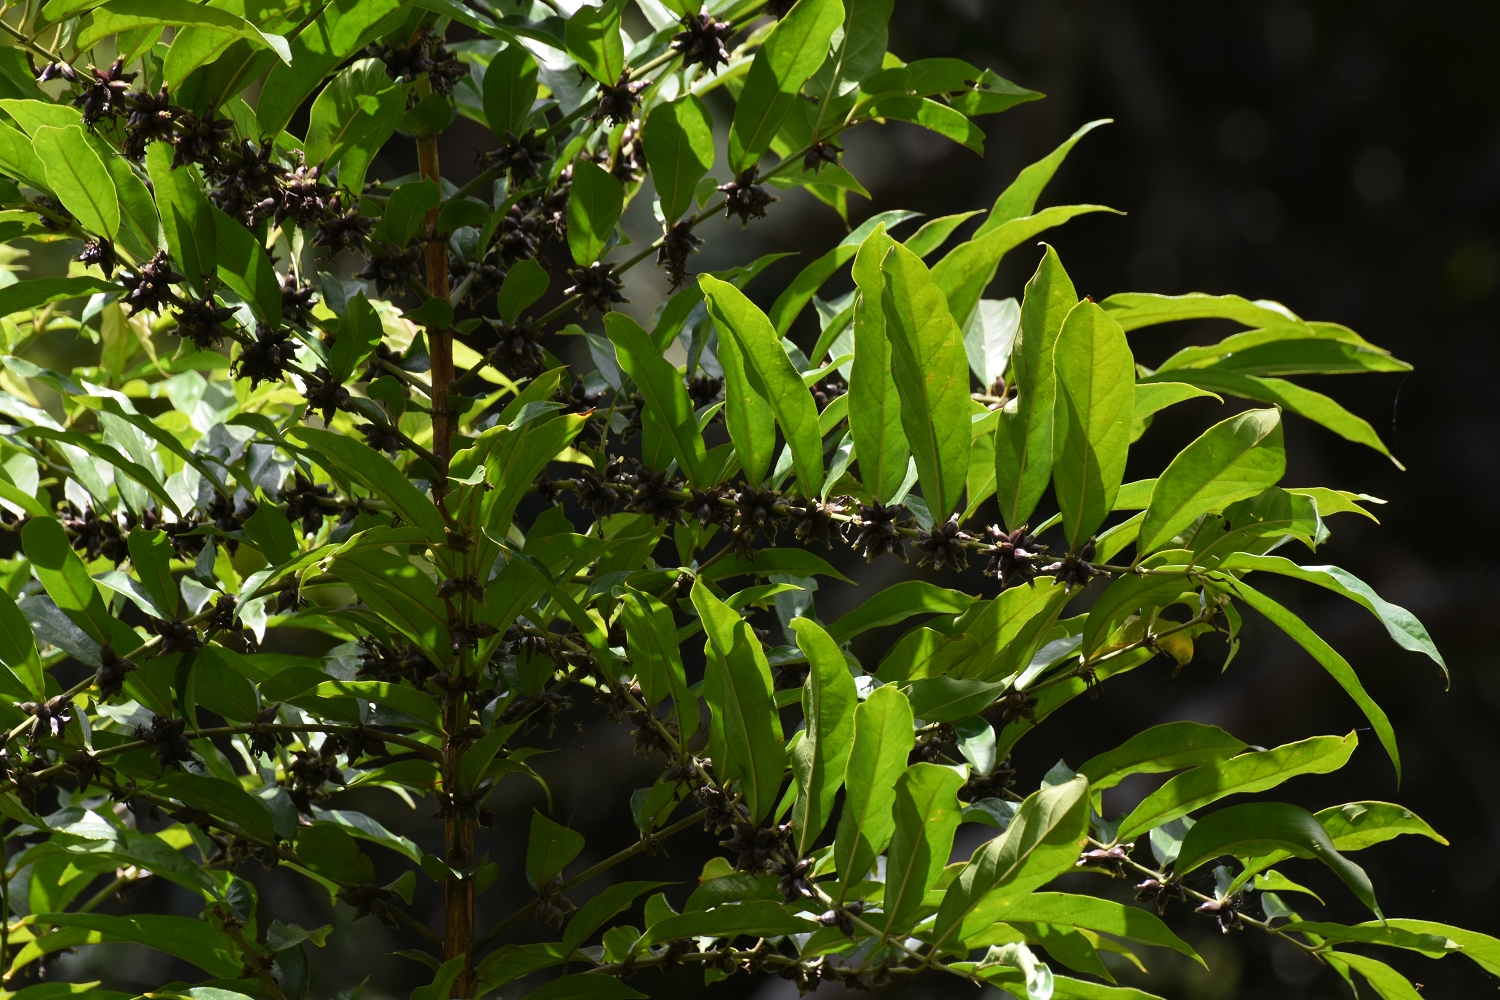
[418,128,471,996]
[418,131,454,487]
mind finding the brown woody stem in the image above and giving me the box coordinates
[418,128,455,494]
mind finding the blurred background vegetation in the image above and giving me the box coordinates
[32,0,1500,998]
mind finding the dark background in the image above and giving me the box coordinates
[54,1,1500,998]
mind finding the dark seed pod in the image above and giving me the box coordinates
[718,167,776,226]
[671,10,733,74]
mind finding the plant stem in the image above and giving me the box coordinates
[441,694,475,997]
[418,127,454,494]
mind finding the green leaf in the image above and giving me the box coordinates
[1078,721,1246,792]
[522,975,645,1000]
[1316,801,1448,850]
[934,205,1118,332]
[296,822,375,884]
[497,258,549,324]
[621,588,691,722]
[0,118,47,190]
[1141,368,1401,466]
[848,224,911,500]
[976,120,1111,235]
[29,913,239,978]
[379,180,440,248]
[806,0,893,104]
[903,676,1007,723]
[769,209,921,338]
[833,683,914,894]
[1101,291,1304,332]
[1384,919,1500,976]
[329,548,450,667]
[257,0,404,135]
[1175,802,1380,917]
[1000,892,1202,965]
[1131,381,1221,443]
[561,881,670,957]
[525,810,584,890]
[1137,409,1284,555]
[1332,953,1422,1000]
[0,276,117,317]
[728,0,844,173]
[563,0,626,85]
[291,427,445,541]
[76,0,292,62]
[1115,732,1358,842]
[1286,922,1455,958]
[643,94,715,222]
[146,142,216,294]
[211,205,282,325]
[932,775,1091,950]
[316,679,441,730]
[157,771,278,844]
[1078,549,1196,656]
[1217,553,1447,683]
[327,294,385,385]
[0,588,42,699]
[692,579,784,823]
[710,282,776,486]
[305,59,408,192]
[1228,579,1401,779]
[242,502,298,565]
[642,899,817,946]
[483,42,539,139]
[882,763,965,934]
[605,312,708,486]
[789,617,858,855]
[825,580,977,642]
[32,126,117,237]
[701,548,853,584]
[864,95,985,153]
[21,518,134,650]
[567,159,624,265]
[1048,976,1169,1000]
[1051,300,1136,549]
[699,274,823,495]
[879,240,972,519]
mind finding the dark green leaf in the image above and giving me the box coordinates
[292,427,445,541]
[483,43,539,138]
[1385,920,1500,976]
[0,588,42,698]
[379,180,439,248]
[523,974,645,1000]
[692,579,784,823]
[643,94,715,222]
[643,899,817,946]
[327,294,385,385]
[497,258,549,325]
[825,580,977,642]
[22,518,135,650]
[211,205,281,324]
[526,810,584,890]
[1285,922,1455,958]
[561,881,670,956]
[606,312,708,486]
[903,676,1006,723]
[296,822,375,884]
[146,141,216,294]
[157,771,278,844]
[1175,801,1381,916]
[1001,892,1202,964]
[567,159,624,265]
[256,0,405,135]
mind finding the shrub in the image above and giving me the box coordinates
[0,1,1484,999]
